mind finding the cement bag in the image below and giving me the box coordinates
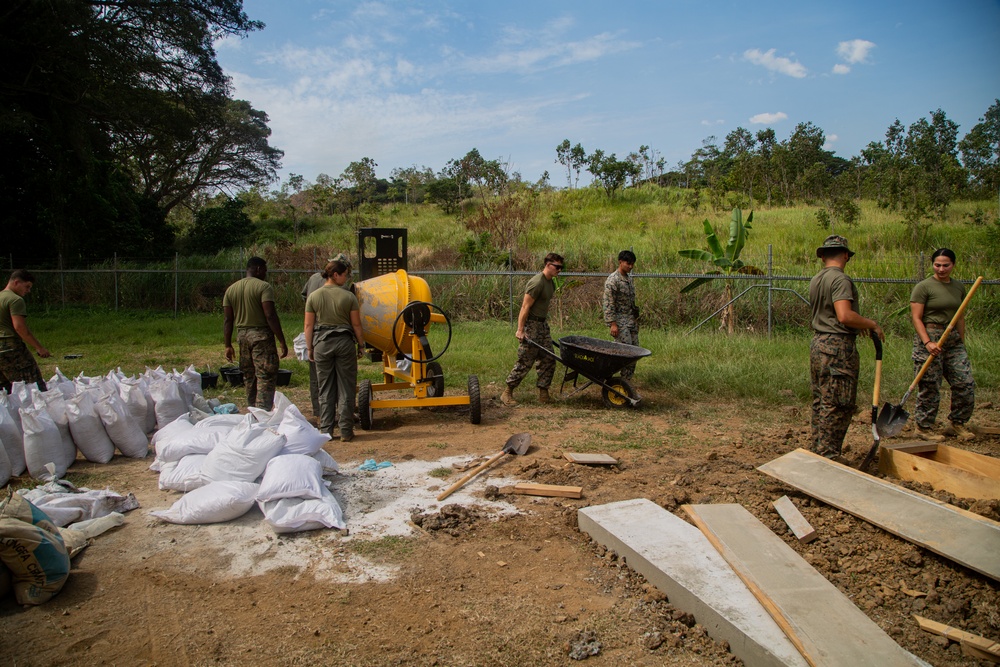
[0,562,9,599]
[150,414,194,452]
[94,392,148,458]
[0,395,25,476]
[200,423,285,483]
[259,486,346,533]
[47,368,76,399]
[22,487,139,527]
[118,381,151,435]
[65,391,115,464]
[156,429,225,464]
[194,414,246,429]
[150,480,259,524]
[312,449,340,476]
[256,454,329,502]
[247,391,292,426]
[277,404,330,456]
[0,444,10,488]
[21,404,72,480]
[36,390,77,470]
[149,378,188,430]
[180,365,203,398]
[158,455,209,493]
[0,491,70,605]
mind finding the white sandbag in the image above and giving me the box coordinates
[180,365,203,398]
[150,414,194,451]
[20,404,73,480]
[156,428,225,464]
[256,454,329,502]
[259,487,346,533]
[67,511,124,539]
[246,391,292,426]
[118,381,151,435]
[199,423,285,483]
[21,488,139,527]
[149,480,259,524]
[148,378,187,430]
[35,390,77,468]
[47,368,76,399]
[94,392,148,458]
[312,449,339,476]
[158,454,209,492]
[277,404,330,456]
[0,444,10,487]
[193,414,246,429]
[293,331,308,361]
[65,391,115,464]
[0,394,25,476]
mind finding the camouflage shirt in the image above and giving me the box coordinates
[602,270,636,327]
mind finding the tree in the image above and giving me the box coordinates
[959,99,1000,196]
[678,209,761,334]
[185,197,252,253]
[587,150,640,198]
[555,140,587,188]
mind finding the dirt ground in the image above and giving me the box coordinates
[2,381,999,667]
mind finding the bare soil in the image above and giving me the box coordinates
[2,383,999,666]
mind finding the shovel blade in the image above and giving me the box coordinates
[877,403,909,438]
[503,432,532,456]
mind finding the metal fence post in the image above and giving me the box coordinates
[59,254,65,309]
[113,252,119,311]
[508,249,514,328]
[767,244,773,339]
[174,253,179,318]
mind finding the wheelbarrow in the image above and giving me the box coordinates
[525,335,651,408]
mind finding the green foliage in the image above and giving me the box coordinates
[587,150,642,198]
[185,198,252,254]
[678,209,758,292]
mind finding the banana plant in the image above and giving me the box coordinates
[678,208,761,333]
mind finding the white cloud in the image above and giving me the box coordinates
[836,39,876,64]
[461,31,640,74]
[743,48,807,78]
[749,111,788,124]
[700,119,725,126]
[823,134,838,150]
[832,63,851,75]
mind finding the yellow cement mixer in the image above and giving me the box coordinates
[353,267,481,429]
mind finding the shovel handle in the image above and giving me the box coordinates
[436,451,506,501]
[871,331,882,408]
[906,276,983,393]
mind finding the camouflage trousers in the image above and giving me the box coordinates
[506,319,556,390]
[809,333,858,458]
[611,320,639,380]
[912,324,975,428]
[238,327,278,410]
[0,337,46,393]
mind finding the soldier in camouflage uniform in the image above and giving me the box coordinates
[0,269,51,393]
[602,250,638,379]
[501,253,564,406]
[223,257,288,410]
[910,248,976,441]
[808,236,883,460]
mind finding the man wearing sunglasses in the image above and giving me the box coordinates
[501,253,564,406]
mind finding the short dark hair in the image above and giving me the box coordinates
[246,257,267,271]
[618,250,636,263]
[931,248,957,263]
[9,269,35,284]
[322,260,349,279]
[543,252,564,267]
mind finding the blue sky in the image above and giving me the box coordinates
[216,0,1000,188]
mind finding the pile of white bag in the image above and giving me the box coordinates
[0,365,212,486]
[149,394,346,534]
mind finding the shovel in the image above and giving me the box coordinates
[436,433,531,501]
[859,331,883,472]
[878,276,983,438]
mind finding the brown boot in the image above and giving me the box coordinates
[500,386,518,406]
[951,422,976,441]
[916,425,945,442]
[538,387,551,404]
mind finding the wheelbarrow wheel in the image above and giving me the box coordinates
[426,361,445,397]
[468,375,481,424]
[358,379,373,430]
[602,377,636,409]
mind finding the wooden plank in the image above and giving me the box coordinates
[563,452,618,465]
[930,443,1000,480]
[879,446,1000,501]
[962,642,1000,663]
[975,426,1000,436]
[512,483,582,498]
[913,615,1000,660]
[578,499,808,667]
[758,449,1000,581]
[684,504,928,666]
[881,441,939,455]
[772,496,817,543]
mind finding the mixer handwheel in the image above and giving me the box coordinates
[391,301,453,364]
[468,375,481,425]
[358,379,373,430]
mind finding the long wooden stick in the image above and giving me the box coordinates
[436,451,506,501]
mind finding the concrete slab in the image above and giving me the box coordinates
[578,498,808,667]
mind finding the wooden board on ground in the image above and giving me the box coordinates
[772,496,817,543]
[512,483,582,498]
[579,499,808,667]
[881,441,939,455]
[976,426,1000,436]
[879,442,1000,501]
[758,449,1000,581]
[913,615,1000,663]
[563,452,618,465]
[684,503,930,667]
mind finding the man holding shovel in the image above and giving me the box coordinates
[808,236,883,461]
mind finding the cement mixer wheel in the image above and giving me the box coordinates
[425,362,445,397]
[358,379,373,430]
[468,375,481,424]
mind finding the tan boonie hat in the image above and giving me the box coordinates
[816,235,855,258]
[327,252,351,267]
